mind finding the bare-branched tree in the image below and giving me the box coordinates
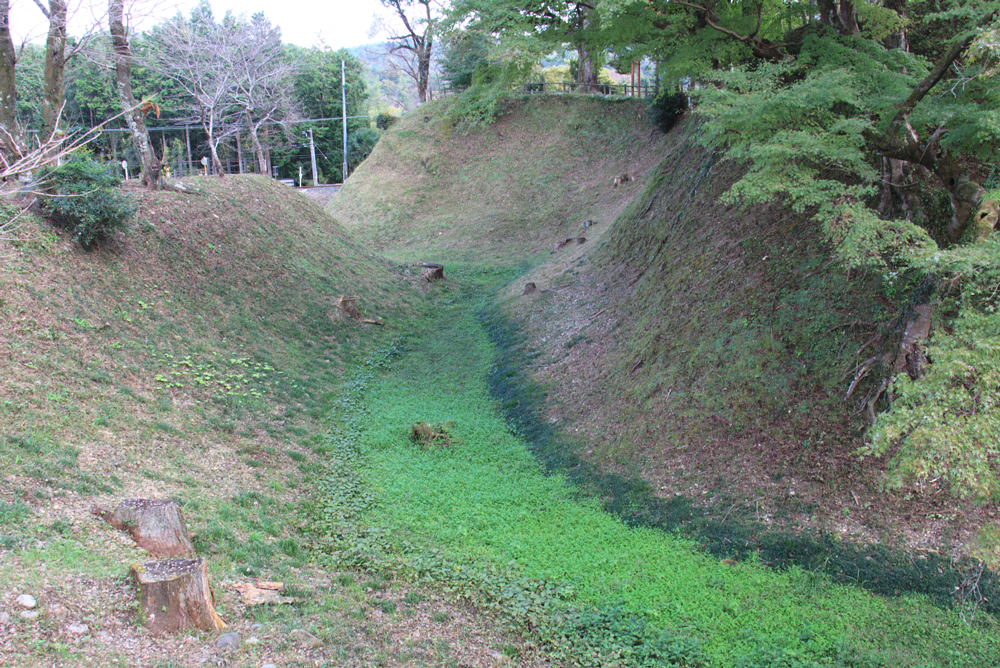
[146,5,236,177]
[374,0,438,104]
[32,0,108,144]
[224,12,297,175]
[0,0,21,158]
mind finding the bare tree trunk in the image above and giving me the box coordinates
[0,0,19,160]
[236,132,243,174]
[248,117,266,174]
[576,43,601,92]
[575,6,601,92]
[416,35,431,103]
[200,108,225,177]
[185,125,192,175]
[41,0,67,144]
[110,0,161,189]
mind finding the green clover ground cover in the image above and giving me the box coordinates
[315,273,1000,667]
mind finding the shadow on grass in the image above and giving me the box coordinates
[479,304,1000,617]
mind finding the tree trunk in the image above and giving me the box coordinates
[575,6,601,93]
[130,558,227,633]
[92,498,195,558]
[41,0,67,145]
[249,120,266,175]
[110,0,161,190]
[236,132,243,174]
[417,36,431,103]
[200,109,225,177]
[0,0,20,162]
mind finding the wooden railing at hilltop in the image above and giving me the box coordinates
[430,82,656,99]
[516,81,655,98]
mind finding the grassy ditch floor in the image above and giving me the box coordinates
[309,265,1000,668]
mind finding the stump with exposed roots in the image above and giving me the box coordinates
[130,558,227,633]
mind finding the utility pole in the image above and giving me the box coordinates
[342,60,348,183]
[308,126,318,186]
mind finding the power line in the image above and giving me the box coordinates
[94,114,380,133]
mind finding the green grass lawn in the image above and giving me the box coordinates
[317,268,1000,668]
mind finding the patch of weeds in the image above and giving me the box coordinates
[563,332,589,349]
[152,421,183,436]
[118,386,146,403]
[287,450,307,462]
[0,501,30,525]
[366,576,390,591]
[48,518,72,535]
[403,591,425,605]
[337,574,355,587]
[373,598,397,614]
[281,583,311,599]
[278,538,301,558]
[500,644,520,658]
[431,611,450,623]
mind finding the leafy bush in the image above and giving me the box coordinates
[648,91,688,133]
[376,112,398,131]
[865,240,1000,500]
[441,30,493,92]
[41,159,137,250]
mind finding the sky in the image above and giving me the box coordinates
[8,0,392,49]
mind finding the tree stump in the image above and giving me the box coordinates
[413,262,444,282]
[91,499,195,558]
[336,296,361,319]
[130,558,227,633]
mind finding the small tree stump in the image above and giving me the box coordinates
[412,262,444,281]
[422,266,444,281]
[130,558,227,633]
[336,296,361,319]
[91,499,194,558]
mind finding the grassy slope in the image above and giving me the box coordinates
[331,95,667,263]
[510,117,1000,555]
[0,176,536,667]
[332,97,999,567]
[349,293,1000,667]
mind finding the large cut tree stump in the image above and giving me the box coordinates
[130,558,227,633]
[91,499,195,558]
